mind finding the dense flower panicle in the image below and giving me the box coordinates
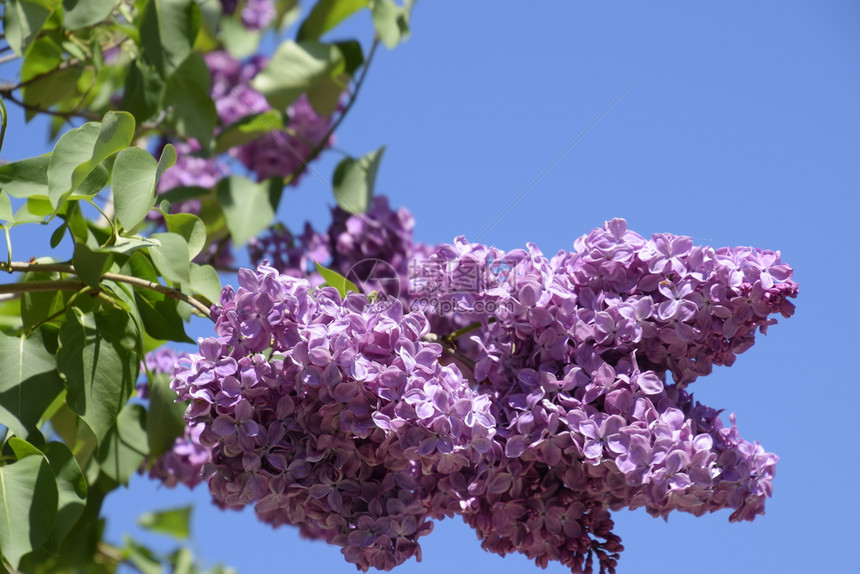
[231,95,334,182]
[207,51,335,183]
[248,223,330,282]
[157,52,336,203]
[172,266,495,570]
[328,196,418,275]
[168,218,795,574]
[248,196,429,296]
[206,52,270,126]
[139,349,213,489]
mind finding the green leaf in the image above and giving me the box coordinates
[123,537,163,574]
[20,272,67,330]
[0,192,13,223]
[0,455,58,568]
[189,263,221,303]
[221,16,262,59]
[371,0,412,49]
[13,197,53,223]
[157,143,177,182]
[113,147,159,231]
[333,39,364,75]
[0,154,51,199]
[62,0,117,29]
[146,372,186,461]
[120,60,166,125]
[315,261,359,298]
[0,297,23,331]
[71,111,135,191]
[57,309,138,445]
[96,403,148,485]
[20,37,82,117]
[160,212,204,260]
[19,33,62,82]
[135,289,193,343]
[163,52,216,153]
[149,232,191,284]
[216,175,277,246]
[0,330,64,440]
[7,437,43,459]
[297,0,368,41]
[332,145,385,214]
[139,0,201,77]
[157,185,210,208]
[72,241,111,288]
[95,235,159,255]
[251,40,343,113]
[3,0,58,57]
[47,121,100,208]
[137,506,192,540]
[171,547,194,574]
[214,111,284,155]
[42,441,87,551]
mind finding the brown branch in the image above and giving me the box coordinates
[0,91,100,122]
[0,261,213,320]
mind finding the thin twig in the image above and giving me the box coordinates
[0,261,213,319]
[0,53,18,66]
[1,91,99,122]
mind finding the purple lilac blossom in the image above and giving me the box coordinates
[247,223,330,282]
[231,94,335,182]
[139,349,213,489]
[249,196,430,296]
[206,51,335,183]
[173,219,796,574]
[219,0,277,31]
[172,265,495,571]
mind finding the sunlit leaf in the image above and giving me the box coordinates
[163,52,216,153]
[0,330,64,440]
[138,506,192,540]
[332,145,385,213]
[0,455,58,568]
[62,0,117,29]
[146,372,186,461]
[297,0,368,41]
[97,403,149,485]
[316,261,360,298]
[149,231,191,284]
[139,0,201,77]
[57,309,138,445]
[216,175,279,246]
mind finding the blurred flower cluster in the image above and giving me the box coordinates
[148,217,797,574]
[156,49,335,203]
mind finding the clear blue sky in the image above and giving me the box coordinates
[3,1,859,573]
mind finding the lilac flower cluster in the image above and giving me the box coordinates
[156,51,335,207]
[207,51,335,183]
[139,349,212,489]
[169,219,795,573]
[155,139,227,201]
[220,0,277,31]
[420,219,794,570]
[247,223,330,283]
[249,196,431,297]
[171,265,495,570]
